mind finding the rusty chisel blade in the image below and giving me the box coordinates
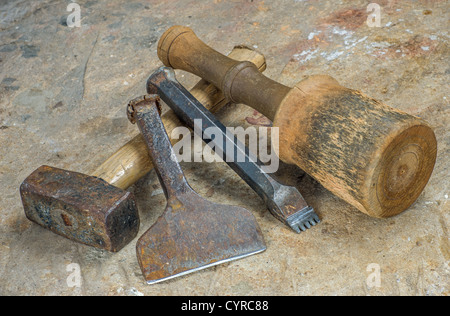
[128,95,266,284]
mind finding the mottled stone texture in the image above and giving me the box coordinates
[0,0,448,295]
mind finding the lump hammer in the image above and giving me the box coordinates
[20,165,139,252]
[147,67,320,233]
[127,95,266,284]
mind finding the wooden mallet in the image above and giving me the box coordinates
[157,26,437,218]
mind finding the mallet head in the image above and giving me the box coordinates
[20,165,140,252]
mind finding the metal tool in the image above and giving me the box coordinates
[157,26,437,219]
[20,166,140,252]
[19,47,265,252]
[127,95,266,285]
[147,67,320,233]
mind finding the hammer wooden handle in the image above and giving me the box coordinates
[157,26,438,218]
[92,46,266,190]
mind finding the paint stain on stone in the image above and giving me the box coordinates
[2,78,17,85]
[59,16,68,27]
[372,35,438,59]
[13,88,53,113]
[1,78,20,92]
[245,110,272,127]
[280,38,320,63]
[0,44,17,53]
[205,187,215,198]
[321,8,367,30]
[20,45,40,58]
[53,101,64,109]
[3,86,20,91]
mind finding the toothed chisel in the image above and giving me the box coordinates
[147,67,320,233]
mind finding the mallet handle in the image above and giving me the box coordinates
[157,26,290,120]
[92,46,266,190]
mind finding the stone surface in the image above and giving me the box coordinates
[0,0,448,296]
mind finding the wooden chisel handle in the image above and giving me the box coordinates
[157,25,438,219]
[92,46,266,190]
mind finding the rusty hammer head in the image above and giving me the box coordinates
[20,165,140,252]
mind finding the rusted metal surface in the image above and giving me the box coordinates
[147,67,319,233]
[128,96,266,284]
[20,165,140,252]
